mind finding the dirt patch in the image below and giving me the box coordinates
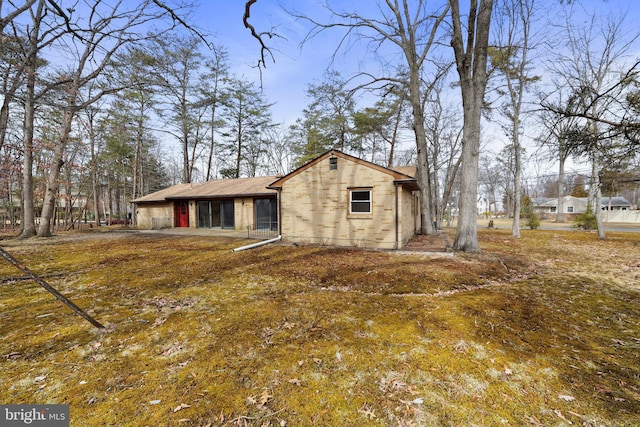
[402,231,452,252]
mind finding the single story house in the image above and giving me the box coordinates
[132,176,278,231]
[268,150,421,249]
[533,195,634,221]
[133,150,421,249]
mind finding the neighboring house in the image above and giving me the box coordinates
[133,150,422,249]
[268,150,421,249]
[601,196,633,211]
[133,176,278,231]
[533,196,589,220]
[533,195,635,222]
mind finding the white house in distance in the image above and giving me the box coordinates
[533,195,638,223]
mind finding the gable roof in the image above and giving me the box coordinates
[268,150,418,189]
[390,165,417,178]
[132,176,278,203]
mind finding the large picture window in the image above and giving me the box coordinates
[349,189,372,214]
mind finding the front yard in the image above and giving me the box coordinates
[0,228,638,426]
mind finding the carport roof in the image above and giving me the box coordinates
[132,176,278,203]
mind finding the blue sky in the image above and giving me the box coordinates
[190,0,640,129]
[192,1,408,127]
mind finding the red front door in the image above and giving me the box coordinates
[174,201,189,227]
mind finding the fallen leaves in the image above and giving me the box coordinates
[247,389,273,410]
[358,403,376,420]
[160,341,185,357]
[2,229,639,426]
[173,403,191,413]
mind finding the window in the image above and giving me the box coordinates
[329,156,338,170]
[567,206,574,213]
[197,200,235,228]
[550,206,557,213]
[349,189,372,214]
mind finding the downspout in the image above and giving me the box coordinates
[232,235,282,252]
[394,182,399,250]
[276,188,282,236]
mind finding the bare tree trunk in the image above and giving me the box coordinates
[450,0,494,252]
[386,100,403,168]
[590,153,606,239]
[511,130,522,237]
[235,104,243,178]
[19,80,36,238]
[411,79,434,235]
[557,157,565,222]
[0,99,11,153]
[38,107,74,237]
[89,110,101,227]
[17,0,45,239]
[454,99,483,250]
[207,104,216,180]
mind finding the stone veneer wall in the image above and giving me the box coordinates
[135,202,173,229]
[279,155,415,249]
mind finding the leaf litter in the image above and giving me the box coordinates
[0,228,638,425]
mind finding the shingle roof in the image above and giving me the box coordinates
[132,176,278,203]
[602,196,632,207]
[391,165,416,178]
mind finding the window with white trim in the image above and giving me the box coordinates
[567,206,574,213]
[349,189,372,214]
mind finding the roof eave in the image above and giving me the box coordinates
[394,179,420,191]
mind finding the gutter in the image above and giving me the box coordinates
[232,235,282,252]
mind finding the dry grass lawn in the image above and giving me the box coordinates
[0,227,638,426]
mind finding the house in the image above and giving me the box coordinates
[533,195,589,220]
[268,150,421,249]
[601,196,632,211]
[133,150,422,249]
[533,195,635,222]
[132,176,278,231]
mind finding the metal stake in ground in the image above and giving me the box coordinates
[0,246,105,329]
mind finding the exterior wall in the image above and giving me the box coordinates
[235,198,255,230]
[135,202,173,229]
[279,156,414,249]
[399,189,421,246]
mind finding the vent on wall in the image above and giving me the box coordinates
[329,156,337,170]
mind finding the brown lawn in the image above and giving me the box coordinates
[0,228,638,426]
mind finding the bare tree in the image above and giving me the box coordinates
[37,0,192,236]
[0,0,37,33]
[449,0,495,251]
[146,34,204,184]
[289,0,451,235]
[200,45,229,181]
[18,0,50,238]
[536,96,579,223]
[489,0,540,238]
[424,82,462,228]
[542,9,640,239]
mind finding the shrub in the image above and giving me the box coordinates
[521,195,540,229]
[575,204,597,230]
[526,211,541,230]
